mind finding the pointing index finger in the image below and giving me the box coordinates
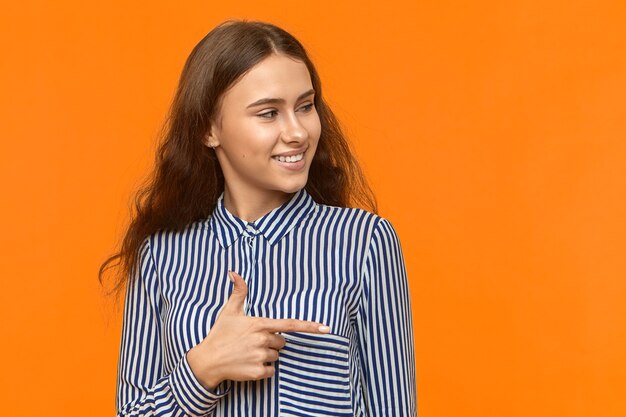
[259,318,331,334]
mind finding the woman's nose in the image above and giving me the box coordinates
[280,113,308,142]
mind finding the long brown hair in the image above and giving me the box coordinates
[99,20,377,295]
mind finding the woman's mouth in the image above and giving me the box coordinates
[272,151,306,171]
[272,152,304,163]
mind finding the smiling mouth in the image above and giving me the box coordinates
[272,153,305,163]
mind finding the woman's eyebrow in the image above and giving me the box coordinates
[246,89,315,109]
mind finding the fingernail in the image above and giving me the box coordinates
[227,270,235,283]
[318,325,331,333]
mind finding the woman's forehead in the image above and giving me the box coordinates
[223,54,313,105]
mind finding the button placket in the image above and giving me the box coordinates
[243,223,260,314]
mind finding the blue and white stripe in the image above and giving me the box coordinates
[116,188,417,416]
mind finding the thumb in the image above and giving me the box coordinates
[222,270,248,315]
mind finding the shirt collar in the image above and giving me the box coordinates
[210,188,317,248]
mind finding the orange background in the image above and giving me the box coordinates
[1,1,625,416]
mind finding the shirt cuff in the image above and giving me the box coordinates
[169,353,231,416]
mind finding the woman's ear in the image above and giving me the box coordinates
[203,126,220,149]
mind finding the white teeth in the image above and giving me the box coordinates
[274,153,304,163]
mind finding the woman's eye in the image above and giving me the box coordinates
[299,103,314,112]
[258,110,278,119]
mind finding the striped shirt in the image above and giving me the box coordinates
[117,188,417,416]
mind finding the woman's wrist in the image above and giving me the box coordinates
[186,345,222,392]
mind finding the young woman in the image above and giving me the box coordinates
[101,20,417,417]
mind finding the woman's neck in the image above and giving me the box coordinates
[222,185,294,223]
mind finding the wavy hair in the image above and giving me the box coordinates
[99,20,378,295]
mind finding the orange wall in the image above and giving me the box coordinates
[1,1,625,416]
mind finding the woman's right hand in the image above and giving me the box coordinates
[186,270,331,391]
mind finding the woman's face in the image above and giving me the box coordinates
[206,53,321,203]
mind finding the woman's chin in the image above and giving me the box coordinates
[277,183,307,195]
[272,173,309,194]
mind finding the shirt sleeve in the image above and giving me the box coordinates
[356,218,418,416]
[116,239,230,417]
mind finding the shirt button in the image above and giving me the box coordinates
[246,224,260,236]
